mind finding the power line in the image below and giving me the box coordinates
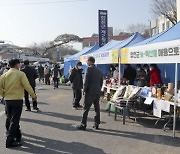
[0,0,88,6]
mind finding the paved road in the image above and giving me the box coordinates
[0,85,180,154]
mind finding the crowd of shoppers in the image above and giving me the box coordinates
[0,56,164,149]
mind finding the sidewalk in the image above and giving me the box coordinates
[0,85,180,154]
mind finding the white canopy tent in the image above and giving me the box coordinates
[120,39,180,137]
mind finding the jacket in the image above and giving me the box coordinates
[21,66,38,88]
[52,67,61,78]
[136,69,146,87]
[123,66,136,85]
[0,68,36,100]
[69,67,83,90]
[38,66,44,76]
[150,68,162,86]
[83,65,103,95]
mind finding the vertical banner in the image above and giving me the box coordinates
[98,10,108,47]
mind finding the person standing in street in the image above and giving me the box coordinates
[77,57,103,130]
[21,60,39,111]
[0,59,37,148]
[38,64,44,84]
[69,61,83,109]
[51,64,61,89]
[44,65,51,85]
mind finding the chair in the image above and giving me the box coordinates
[114,86,142,124]
[108,86,126,116]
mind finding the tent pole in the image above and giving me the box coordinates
[173,63,178,138]
[119,58,121,85]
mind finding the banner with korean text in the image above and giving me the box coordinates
[80,49,118,65]
[121,39,180,64]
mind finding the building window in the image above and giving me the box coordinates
[83,42,89,48]
[151,27,157,36]
[166,21,170,29]
[90,42,96,47]
[162,23,165,31]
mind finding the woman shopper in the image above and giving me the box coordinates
[150,64,162,87]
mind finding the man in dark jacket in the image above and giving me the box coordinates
[21,60,39,111]
[123,64,136,85]
[77,57,103,130]
[69,61,83,109]
[38,64,44,84]
[51,64,61,89]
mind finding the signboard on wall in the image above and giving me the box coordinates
[80,49,118,65]
[98,10,108,47]
[121,39,180,64]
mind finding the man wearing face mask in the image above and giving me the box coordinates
[136,64,146,87]
[69,61,83,109]
[77,57,103,130]
[113,65,122,79]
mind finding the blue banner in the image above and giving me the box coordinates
[98,10,108,47]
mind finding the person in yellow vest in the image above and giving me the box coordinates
[0,59,37,148]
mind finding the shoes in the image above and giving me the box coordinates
[15,137,22,143]
[25,108,31,112]
[6,142,22,148]
[33,107,39,111]
[93,124,99,130]
[77,105,83,108]
[73,106,78,110]
[76,124,86,131]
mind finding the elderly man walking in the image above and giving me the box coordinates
[0,59,37,148]
[77,57,103,130]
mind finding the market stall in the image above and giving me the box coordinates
[80,32,145,65]
[64,45,99,78]
[120,38,180,137]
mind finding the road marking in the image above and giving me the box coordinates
[0,111,5,117]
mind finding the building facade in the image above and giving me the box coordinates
[150,16,173,36]
[82,34,133,48]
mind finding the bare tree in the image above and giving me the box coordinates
[44,34,82,55]
[127,23,148,34]
[151,0,177,25]
[113,28,125,36]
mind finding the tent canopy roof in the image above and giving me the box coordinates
[64,44,99,62]
[91,33,145,55]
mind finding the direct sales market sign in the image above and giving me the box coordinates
[121,39,180,64]
[98,10,108,47]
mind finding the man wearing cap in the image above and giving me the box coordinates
[69,61,83,109]
[0,59,37,148]
[77,57,103,130]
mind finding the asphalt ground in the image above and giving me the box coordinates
[0,84,180,154]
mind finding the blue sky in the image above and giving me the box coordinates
[0,0,151,49]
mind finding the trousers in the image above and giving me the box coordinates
[73,88,82,107]
[25,87,37,109]
[53,78,59,88]
[5,100,23,144]
[81,94,100,126]
[45,74,50,85]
